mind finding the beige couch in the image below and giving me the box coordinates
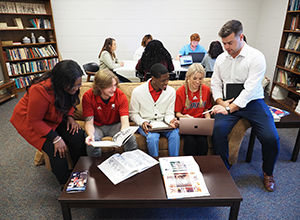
[35,78,251,170]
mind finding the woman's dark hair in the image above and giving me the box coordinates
[208,41,224,59]
[28,60,83,114]
[138,39,173,74]
[98,37,116,59]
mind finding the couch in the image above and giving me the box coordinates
[34,78,251,170]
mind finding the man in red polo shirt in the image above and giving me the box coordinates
[82,69,138,156]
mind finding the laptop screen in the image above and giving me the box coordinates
[188,52,205,63]
[179,55,193,67]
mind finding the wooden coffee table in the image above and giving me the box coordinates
[59,156,242,220]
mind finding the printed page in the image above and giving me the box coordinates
[121,149,159,173]
[98,153,138,185]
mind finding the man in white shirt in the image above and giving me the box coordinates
[211,20,279,192]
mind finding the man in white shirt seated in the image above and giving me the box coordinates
[129,63,180,157]
[210,20,279,192]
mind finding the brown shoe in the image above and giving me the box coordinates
[263,172,275,192]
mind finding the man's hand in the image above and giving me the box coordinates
[142,121,152,134]
[67,116,81,135]
[85,134,95,146]
[211,104,228,115]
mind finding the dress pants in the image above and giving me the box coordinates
[86,122,138,157]
[42,119,87,184]
[212,99,280,176]
[138,127,180,157]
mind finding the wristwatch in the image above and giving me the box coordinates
[225,106,231,114]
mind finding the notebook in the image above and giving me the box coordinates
[179,55,193,68]
[188,52,205,63]
[179,118,215,136]
[226,83,244,100]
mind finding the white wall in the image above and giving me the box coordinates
[50,0,286,88]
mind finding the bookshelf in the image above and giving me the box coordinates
[271,0,300,115]
[0,0,60,94]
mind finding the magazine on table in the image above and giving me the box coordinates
[66,170,89,193]
[159,156,210,199]
[98,149,159,185]
[91,126,139,147]
[268,105,290,122]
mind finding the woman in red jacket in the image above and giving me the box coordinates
[10,60,86,187]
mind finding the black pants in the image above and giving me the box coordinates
[183,135,208,156]
[42,120,87,184]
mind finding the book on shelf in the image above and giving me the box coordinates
[13,18,24,29]
[159,156,210,199]
[268,105,290,122]
[66,170,89,193]
[271,85,289,100]
[98,149,159,185]
[91,126,138,147]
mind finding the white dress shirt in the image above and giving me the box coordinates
[211,43,265,108]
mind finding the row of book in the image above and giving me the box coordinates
[0,2,46,14]
[290,15,300,31]
[5,45,57,61]
[275,68,298,87]
[13,75,35,89]
[289,0,300,11]
[29,18,51,29]
[284,33,300,51]
[284,53,300,71]
[6,58,59,76]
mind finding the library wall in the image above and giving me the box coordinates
[49,0,287,89]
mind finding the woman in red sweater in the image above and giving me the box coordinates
[10,60,86,187]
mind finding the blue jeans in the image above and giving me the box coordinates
[138,127,180,157]
[212,99,280,176]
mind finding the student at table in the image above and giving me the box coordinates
[176,33,207,60]
[175,63,212,155]
[135,39,174,80]
[10,60,87,187]
[133,34,153,61]
[201,41,223,77]
[99,37,124,71]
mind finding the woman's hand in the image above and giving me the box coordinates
[67,116,81,135]
[53,137,67,158]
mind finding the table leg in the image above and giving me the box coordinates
[246,128,256,163]
[61,203,72,220]
[291,128,300,162]
[229,201,241,220]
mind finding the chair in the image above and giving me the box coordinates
[136,71,177,82]
[83,62,99,82]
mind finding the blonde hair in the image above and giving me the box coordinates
[92,69,119,95]
[184,63,205,108]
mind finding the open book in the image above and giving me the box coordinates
[91,126,139,147]
[159,156,210,199]
[98,149,159,185]
[148,121,174,132]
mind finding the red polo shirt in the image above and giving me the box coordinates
[82,88,129,126]
[149,80,162,102]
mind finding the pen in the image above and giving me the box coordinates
[202,109,213,115]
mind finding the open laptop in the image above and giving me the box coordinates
[179,118,215,136]
[188,52,205,63]
[226,83,244,100]
[179,55,193,68]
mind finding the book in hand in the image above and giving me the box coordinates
[98,149,159,185]
[66,170,88,193]
[159,156,210,199]
[148,121,174,132]
[268,105,290,122]
[91,126,139,147]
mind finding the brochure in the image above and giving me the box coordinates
[159,156,210,199]
[98,149,158,185]
[66,170,88,193]
[268,105,290,122]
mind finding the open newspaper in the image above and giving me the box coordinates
[98,149,159,185]
[159,156,210,199]
[91,126,139,147]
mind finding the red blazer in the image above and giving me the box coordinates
[10,78,74,151]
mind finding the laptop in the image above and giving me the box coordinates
[179,118,215,136]
[179,55,193,68]
[226,83,244,100]
[188,52,205,63]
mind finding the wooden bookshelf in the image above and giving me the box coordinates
[270,0,300,115]
[0,0,60,93]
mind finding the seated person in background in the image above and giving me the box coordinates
[99,37,124,71]
[176,33,207,60]
[175,63,212,155]
[130,63,180,157]
[201,41,223,76]
[133,34,153,61]
[83,69,138,156]
[136,39,174,80]
[10,60,87,187]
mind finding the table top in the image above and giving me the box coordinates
[59,156,242,206]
